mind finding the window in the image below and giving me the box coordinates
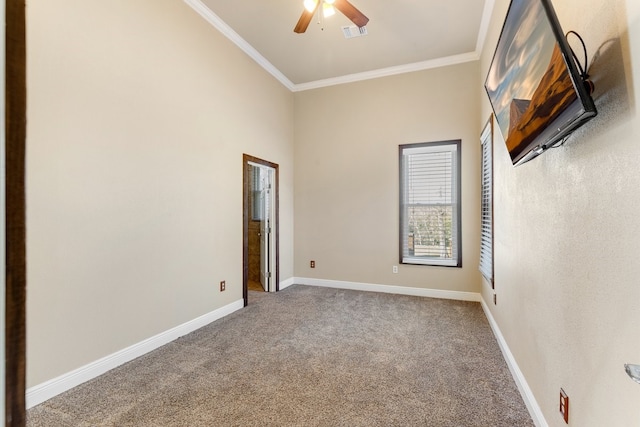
[250,165,270,221]
[399,140,461,267]
[479,118,494,284]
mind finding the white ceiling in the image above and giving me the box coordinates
[185,0,494,91]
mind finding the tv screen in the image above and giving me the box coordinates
[485,0,597,166]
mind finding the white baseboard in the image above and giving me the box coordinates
[26,299,244,409]
[26,282,538,427]
[279,276,295,290]
[294,277,481,302]
[480,297,548,427]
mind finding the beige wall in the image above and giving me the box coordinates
[26,0,294,386]
[480,0,640,425]
[293,63,482,293]
[27,1,640,423]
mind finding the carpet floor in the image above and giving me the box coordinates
[27,285,533,426]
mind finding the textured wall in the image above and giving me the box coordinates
[26,0,294,386]
[480,0,640,425]
[294,63,482,293]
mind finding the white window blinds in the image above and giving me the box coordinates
[479,120,493,283]
[399,141,462,267]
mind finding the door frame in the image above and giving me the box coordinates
[242,154,279,306]
[248,161,275,292]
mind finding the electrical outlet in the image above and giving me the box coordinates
[310,260,315,268]
[220,280,226,292]
[559,388,569,424]
[392,265,398,274]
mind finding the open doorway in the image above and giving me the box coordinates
[242,154,279,307]
[247,163,275,293]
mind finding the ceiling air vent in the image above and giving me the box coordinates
[342,25,368,39]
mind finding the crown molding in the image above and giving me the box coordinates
[183,0,296,91]
[292,52,480,92]
[185,0,494,93]
[476,0,496,54]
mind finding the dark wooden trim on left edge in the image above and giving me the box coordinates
[6,0,28,425]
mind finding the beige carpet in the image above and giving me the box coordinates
[27,285,533,426]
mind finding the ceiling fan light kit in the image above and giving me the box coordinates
[294,0,369,34]
[303,0,317,13]
[323,3,336,18]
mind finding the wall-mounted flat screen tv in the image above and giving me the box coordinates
[485,0,597,166]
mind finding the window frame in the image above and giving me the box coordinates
[251,166,264,221]
[479,117,494,285]
[398,140,462,268]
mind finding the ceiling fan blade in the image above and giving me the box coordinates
[293,4,319,33]
[333,0,369,28]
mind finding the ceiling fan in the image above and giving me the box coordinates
[294,0,369,34]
